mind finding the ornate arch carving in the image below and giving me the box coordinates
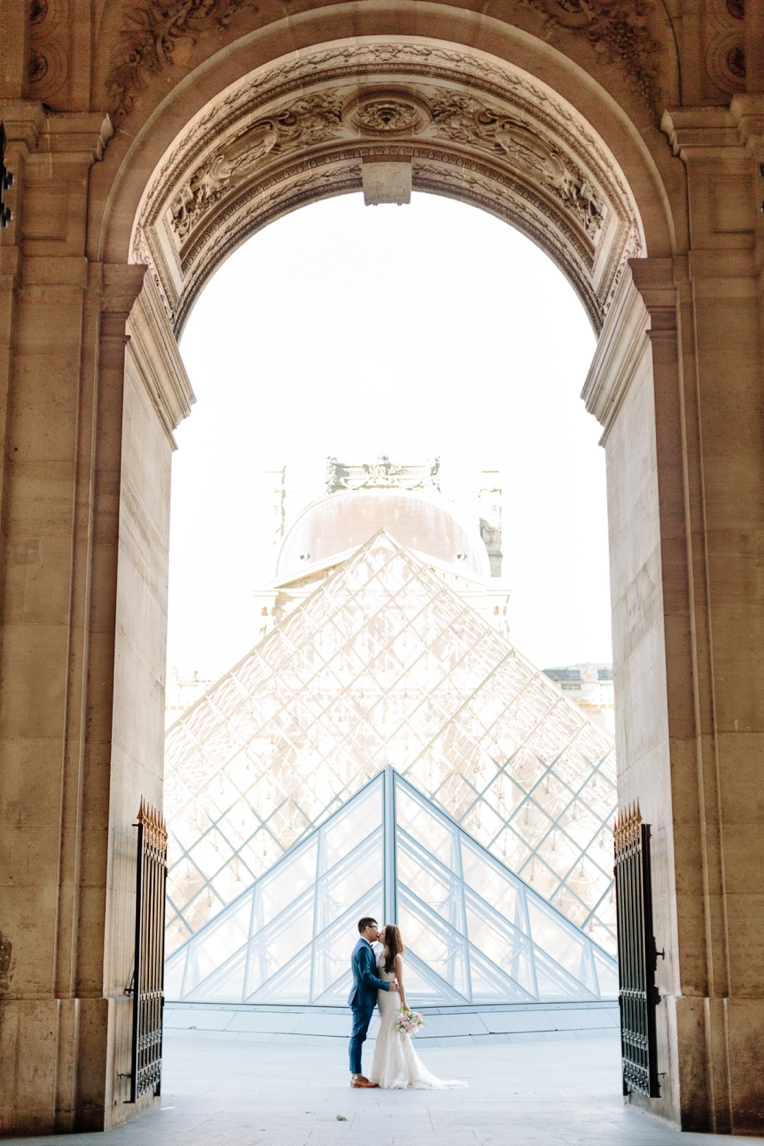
[131,40,644,333]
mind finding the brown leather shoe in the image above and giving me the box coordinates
[351,1076,378,1088]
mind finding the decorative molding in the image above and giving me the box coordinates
[138,43,636,224]
[519,0,661,107]
[429,90,604,237]
[706,28,746,93]
[170,91,344,239]
[126,275,195,447]
[581,266,651,442]
[130,43,642,337]
[105,0,257,123]
[704,0,746,93]
[327,457,441,493]
[28,0,69,102]
[343,89,432,137]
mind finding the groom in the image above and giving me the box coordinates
[348,916,399,1088]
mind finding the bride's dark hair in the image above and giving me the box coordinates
[382,924,405,974]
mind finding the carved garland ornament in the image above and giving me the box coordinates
[106,0,257,122]
[132,44,642,336]
[166,86,604,249]
[170,92,345,238]
[137,42,635,232]
[520,0,661,107]
[429,91,603,236]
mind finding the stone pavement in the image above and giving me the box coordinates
[9,1031,764,1145]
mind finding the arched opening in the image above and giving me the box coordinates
[106,31,670,1132]
[151,181,626,1135]
[164,188,610,924]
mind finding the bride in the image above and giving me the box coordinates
[369,924,467,1090]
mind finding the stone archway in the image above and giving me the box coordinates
[129,39,643,334]
[2,1,764,1137]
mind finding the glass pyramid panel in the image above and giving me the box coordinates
[165,769,617,1006]
[165,531,617,955]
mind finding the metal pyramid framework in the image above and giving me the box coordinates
[165,530,617,958]
[165,768,618,1005]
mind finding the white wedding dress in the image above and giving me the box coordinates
[369,949,467,1090]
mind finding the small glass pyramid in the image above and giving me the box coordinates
[165,768,617,1005]
[165,531,617,957]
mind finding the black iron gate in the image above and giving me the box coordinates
[129,798,168,1102]
[613,802,661,1098]
[0,125,13,231]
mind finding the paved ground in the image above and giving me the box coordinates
[10,1032,764,1144]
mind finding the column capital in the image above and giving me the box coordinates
[730,95,764,156]
[0,101,46,156]
[628,257,678,333]
[0,104,113,166]
[37,114,114,164]
[95,263,148,341]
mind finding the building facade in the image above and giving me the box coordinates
[544,664,615,736]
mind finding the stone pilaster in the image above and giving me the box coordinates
[585,102,764,1134]
[0,105,154,1134]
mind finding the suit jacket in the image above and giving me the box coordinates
[347,938,390,1009]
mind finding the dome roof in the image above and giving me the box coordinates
[276,489,490,582]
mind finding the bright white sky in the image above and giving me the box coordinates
[170,192,611,684]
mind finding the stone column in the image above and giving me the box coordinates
[585,99,764,1134]
[0,102,187,1134]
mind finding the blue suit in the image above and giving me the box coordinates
[348,938,390,1074]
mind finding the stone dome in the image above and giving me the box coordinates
[276,489,490,582]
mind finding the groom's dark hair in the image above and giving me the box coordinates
[358,917,377,934]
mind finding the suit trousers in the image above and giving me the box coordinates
[348,1004,375,1074]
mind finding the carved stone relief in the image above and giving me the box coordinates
[162,83,607,277]
[132,43,642,338]
[342,90,432,137]
[101,0,668,122]
[106,0,257,122]
[518,0,661,107]
[705,0,745,93]
[138,43,635,227]
[169,93,344,239]
[429,91,604,236]
[28,0,70,102]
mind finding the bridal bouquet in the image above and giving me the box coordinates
[396,1008,425,1035]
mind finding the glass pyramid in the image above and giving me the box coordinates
[165,768,618,1005]
[164,531,617,957]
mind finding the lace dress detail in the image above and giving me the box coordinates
[368,950,467,1090]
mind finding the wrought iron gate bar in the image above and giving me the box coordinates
[130,798,168,1103]
[613,801,660,1098]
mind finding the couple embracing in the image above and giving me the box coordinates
[348,916,467,1090]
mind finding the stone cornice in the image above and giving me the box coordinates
[662,105,753,161]
[0,104,113,162]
